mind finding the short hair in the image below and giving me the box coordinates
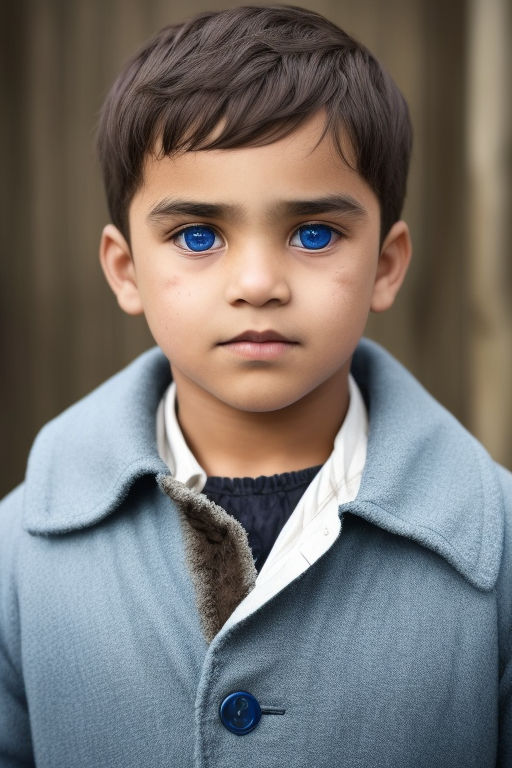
[97,5,412,243]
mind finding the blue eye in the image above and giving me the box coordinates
[174,225,221,252]
[291,224,337,250]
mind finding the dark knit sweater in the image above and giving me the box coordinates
[202,465,323,571]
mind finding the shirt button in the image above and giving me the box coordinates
[219,691,262,735]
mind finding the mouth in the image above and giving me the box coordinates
[217,330,298,360]
[219,330,296,344]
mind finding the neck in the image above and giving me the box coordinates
[171,366,351,478]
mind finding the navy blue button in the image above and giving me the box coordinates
[219,691,262,735]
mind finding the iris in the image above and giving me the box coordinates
[181,226,217,251]
[297,224,333,249]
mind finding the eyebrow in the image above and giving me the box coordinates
[146,194,367,224]
[147,199,239,222]
[275,195,367,219]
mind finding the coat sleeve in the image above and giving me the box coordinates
[497,465,512,766]
[0,485,35,767]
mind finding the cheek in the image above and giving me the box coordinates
[144,273,217,355]
[307,266,375,348]
[327,267,371,308]
[139,273,188,336]
[161,275,191,314]
[331,259,376,302]
[146,272,188,309]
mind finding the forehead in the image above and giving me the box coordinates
[131,112,379,222]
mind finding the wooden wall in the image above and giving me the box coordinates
[1,0,510,497]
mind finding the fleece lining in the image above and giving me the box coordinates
[158,474,257,643]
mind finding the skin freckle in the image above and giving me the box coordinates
[165,274,181,288]
[332,269,353,286]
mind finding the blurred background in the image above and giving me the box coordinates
[1,0,511,497]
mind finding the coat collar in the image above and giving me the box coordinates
[23,348,171,534]
[23,340,504,590]
[348,340,504,590]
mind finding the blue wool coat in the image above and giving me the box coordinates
[0,339,511,767]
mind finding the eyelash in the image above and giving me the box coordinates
[170,222,344,254]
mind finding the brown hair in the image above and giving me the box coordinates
[97,5,412,243]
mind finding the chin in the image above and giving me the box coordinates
[217,386,311,414]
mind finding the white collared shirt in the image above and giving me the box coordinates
[156,375,368,631]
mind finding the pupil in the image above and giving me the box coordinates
[184,227,215,251]
[299,225,331,249]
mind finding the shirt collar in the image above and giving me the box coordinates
[156,374,367,498]
[157,383,207,492]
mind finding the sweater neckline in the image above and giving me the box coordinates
[203,464,323,496]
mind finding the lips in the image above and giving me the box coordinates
[220,330,295,344]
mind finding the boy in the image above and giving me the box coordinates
[1,5,510,766]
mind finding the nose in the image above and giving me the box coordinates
[224,246,291,307]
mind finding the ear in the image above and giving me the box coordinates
[99,224,144,315]
[370,220,412,313]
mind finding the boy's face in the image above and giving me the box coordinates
[101,111,410,415]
